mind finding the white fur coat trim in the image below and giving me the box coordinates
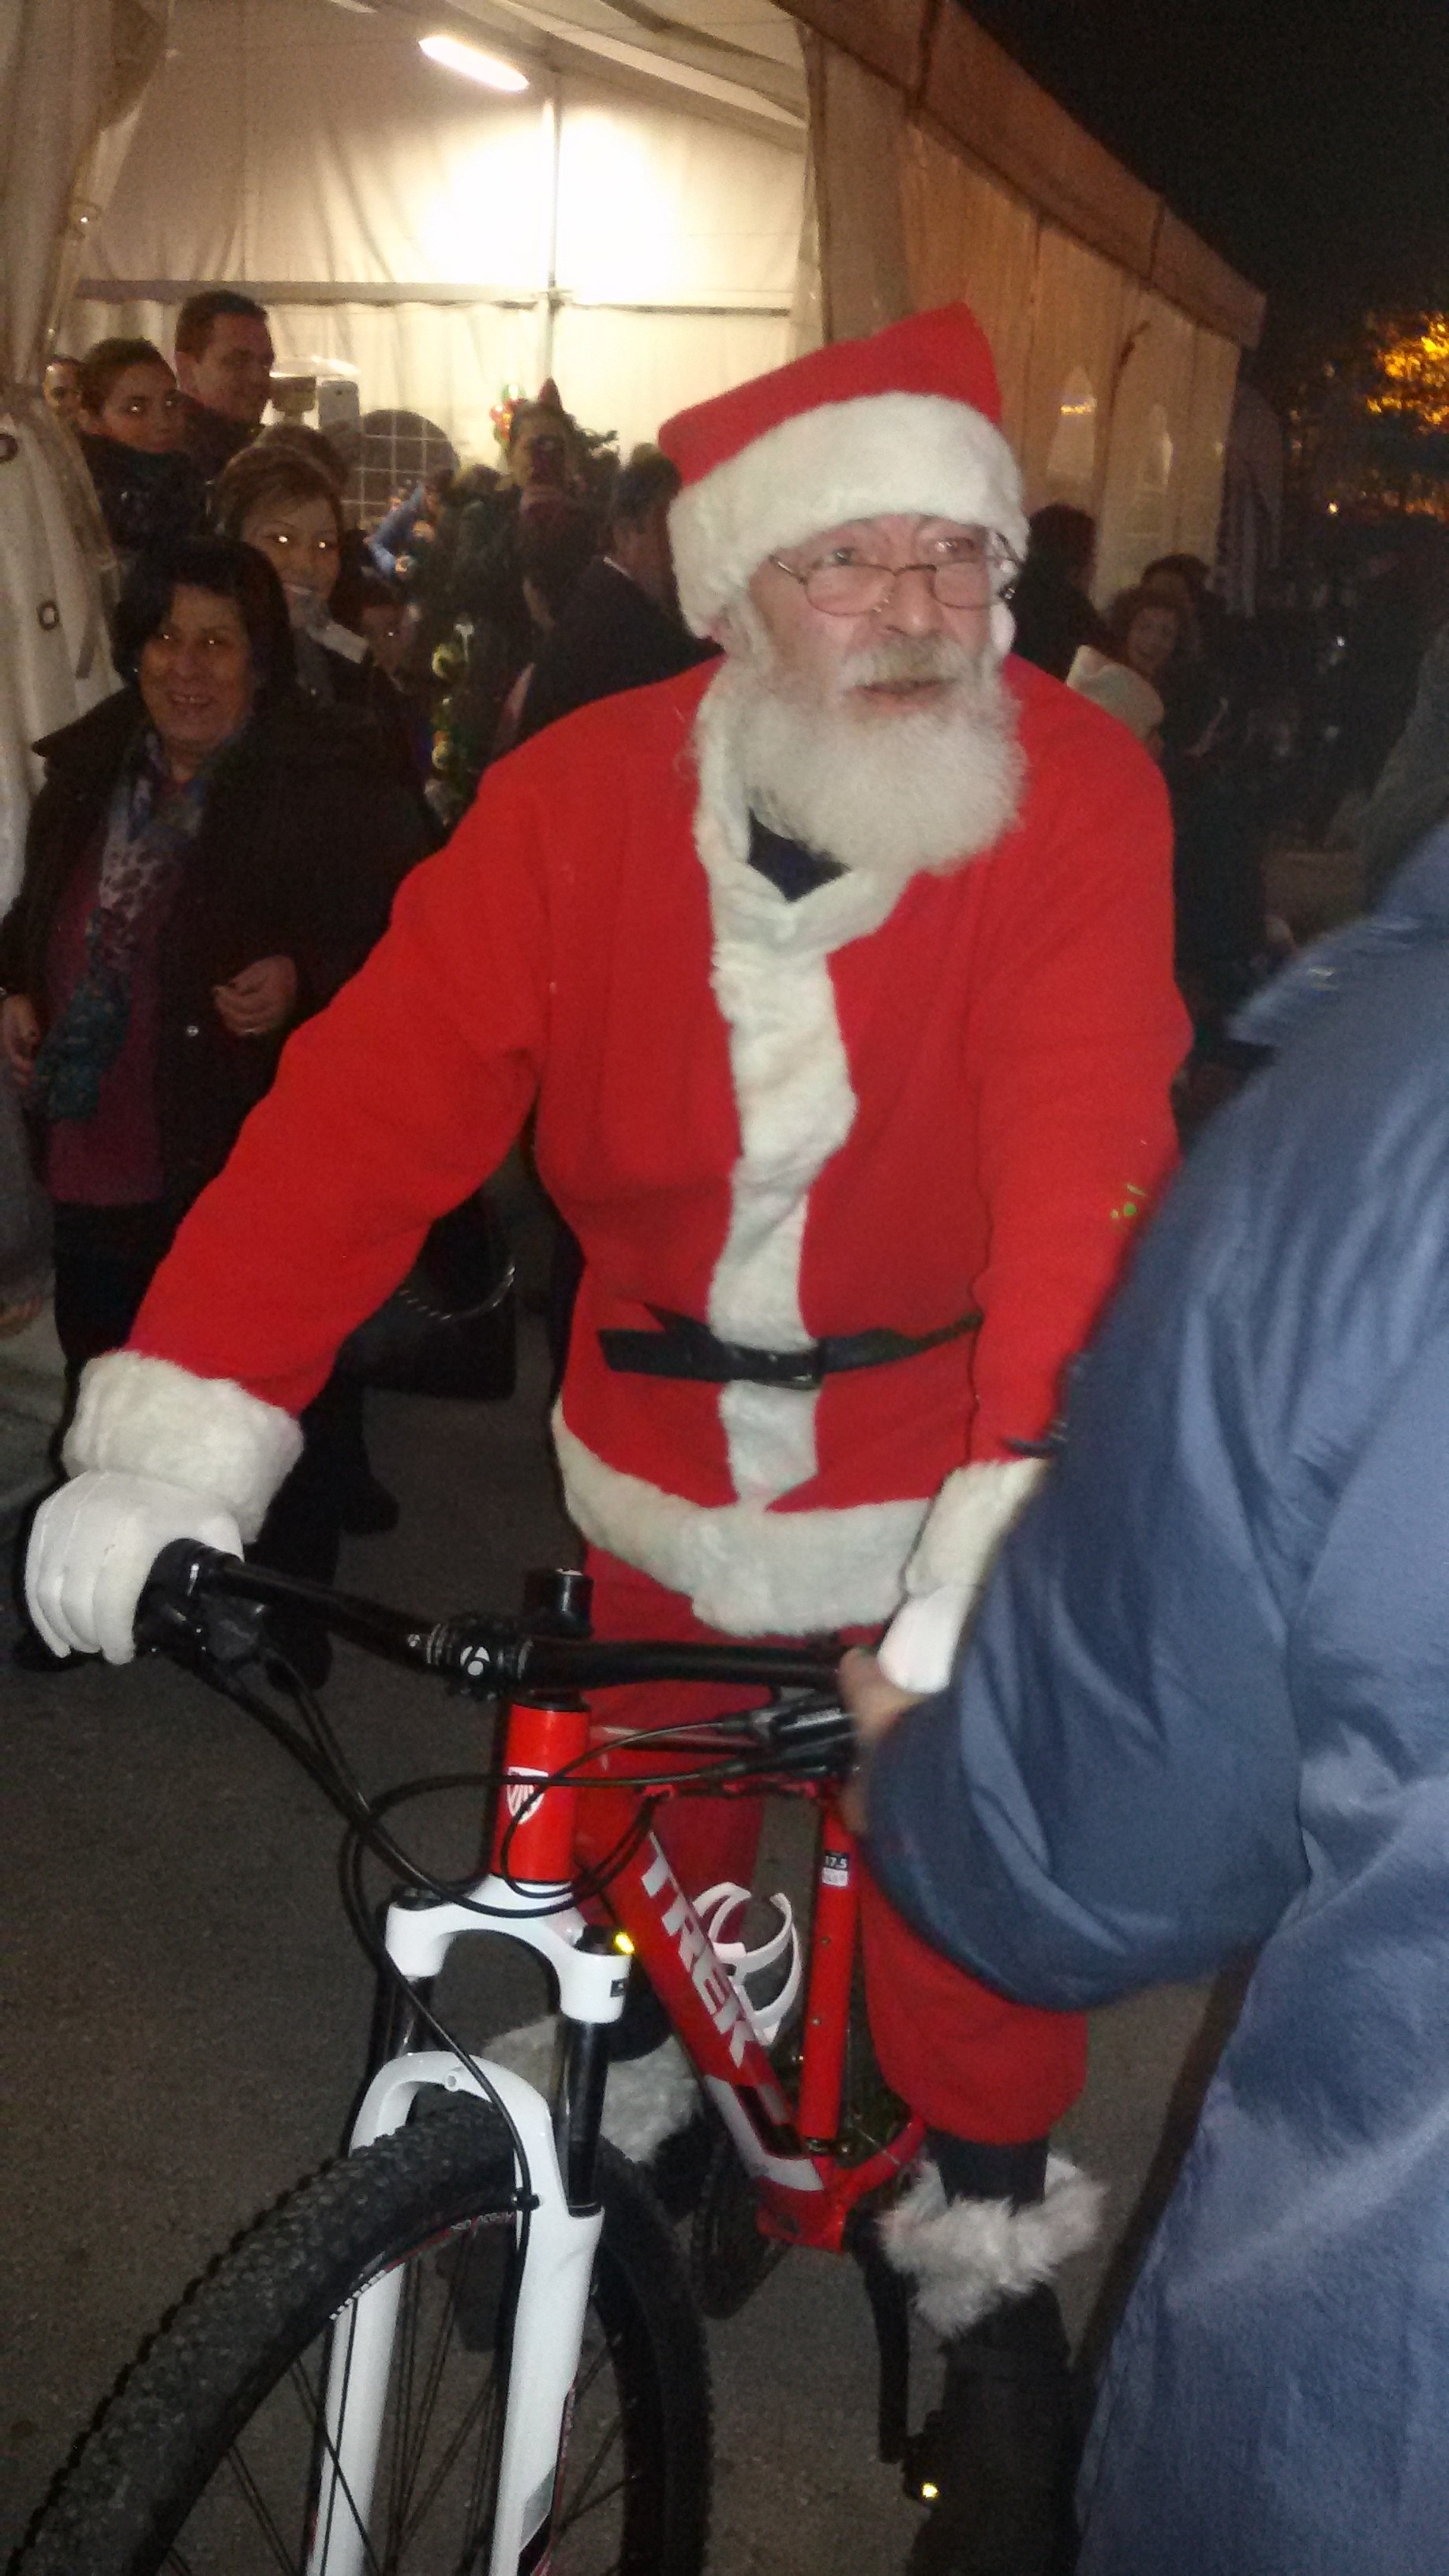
[554,1406,928,1635]
[64,1349,303,1541]
[691,674,885,1508]
[485,2018,700,2164]
[669,389,1028,635]
[904,1457,1047,1598]
[880,2155,1103,2336]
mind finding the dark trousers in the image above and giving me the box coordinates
[49,1199,364,1588]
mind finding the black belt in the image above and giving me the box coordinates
[598,1305,981,1391]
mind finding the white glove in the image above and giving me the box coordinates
[878,1580,974,1694]
[26,1470,242,1664]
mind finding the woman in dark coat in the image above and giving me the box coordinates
[0,537,428,1646]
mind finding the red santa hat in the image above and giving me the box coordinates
[658,302,1028,637]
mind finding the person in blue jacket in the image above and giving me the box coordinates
[848,811,1449,2576]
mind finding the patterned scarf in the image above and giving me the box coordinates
[31,732,219,1124]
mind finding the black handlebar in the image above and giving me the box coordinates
[137,1543,855,1767]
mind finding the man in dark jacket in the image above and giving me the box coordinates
[516,450,715,743]
[173,289,274,486]
[1005,504,1107,682]
[848,812,1449,2575]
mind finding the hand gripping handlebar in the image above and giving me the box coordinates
[135,1541,858,1773]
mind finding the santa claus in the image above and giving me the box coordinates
[27,305,1187,2573]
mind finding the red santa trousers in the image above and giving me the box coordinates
[585,1548,1085,2144]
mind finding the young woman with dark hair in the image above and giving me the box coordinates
[74,337,206,571]
[212,448,427,805]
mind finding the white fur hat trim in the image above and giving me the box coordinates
[669,389,1028,637]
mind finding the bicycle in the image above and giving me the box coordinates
[12,1544,931,2576]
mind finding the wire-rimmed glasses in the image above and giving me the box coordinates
[769,528,1020,616]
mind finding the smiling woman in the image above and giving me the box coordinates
[0,536,432,1649]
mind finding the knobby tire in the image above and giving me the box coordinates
[11,2100,710,2576]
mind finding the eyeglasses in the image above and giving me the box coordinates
[770,530,1020,616]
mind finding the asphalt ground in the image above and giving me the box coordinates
[2,1316,1225,2573]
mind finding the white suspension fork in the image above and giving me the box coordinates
[305,1881,626,2576]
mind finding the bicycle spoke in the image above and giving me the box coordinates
[571,2332,612,2409]
[385,2223,507,2554]
[564,2474,631,2528]
[560,2414,625,2525]
[395,2368,500,2553]
[389,2225,478,2538]
[222,2442,302,2574]
[387,2254,424,2552]
[303,2307,391,2576]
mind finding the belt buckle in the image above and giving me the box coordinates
[769,1345,826,1391]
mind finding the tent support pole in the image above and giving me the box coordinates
[541,73,563,380]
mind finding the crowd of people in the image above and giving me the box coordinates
[11,287,721,1643]
[15,286,1449,2576]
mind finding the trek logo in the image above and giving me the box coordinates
[640,1844,752,2067]
[502,1766,546,1822]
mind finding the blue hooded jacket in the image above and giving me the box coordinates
[866,817,1449,2574]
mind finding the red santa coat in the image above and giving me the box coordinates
[120,654,1185,1636]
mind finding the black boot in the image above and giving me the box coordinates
[906,2285,1076,2576]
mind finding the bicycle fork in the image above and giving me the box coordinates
[305,1695,627,2576]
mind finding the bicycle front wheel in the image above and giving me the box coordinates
[14,2100,710,2576]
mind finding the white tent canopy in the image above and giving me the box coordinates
[6,0,1264,916]
[64,0,810,463]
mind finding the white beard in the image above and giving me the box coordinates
[712,623,1024,888]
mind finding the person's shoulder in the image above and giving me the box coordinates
[1008,652,1164,796]
[502,657,715,784]
[33,685,139,777]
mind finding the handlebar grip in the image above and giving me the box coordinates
[133,1538,256,1661]
[761,1695,856,1773]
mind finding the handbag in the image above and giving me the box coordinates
[336,1187,516,1399]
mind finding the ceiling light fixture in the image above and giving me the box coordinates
[419,32,529,91]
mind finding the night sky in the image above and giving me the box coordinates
[964,0,1449,345]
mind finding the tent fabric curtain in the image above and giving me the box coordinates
[803,41,911,343]
[1092,289,1198,601]
[0,0,167,912]
[898,123,1037,447]
[1019,224,1131,519]
[65,0,805,459]
[886,94,1242,606]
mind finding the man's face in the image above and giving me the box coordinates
[744,515,994,713]
[43,361,81,423]
[178,313,275,426]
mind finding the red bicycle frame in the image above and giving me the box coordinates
[492,1692,924,2255]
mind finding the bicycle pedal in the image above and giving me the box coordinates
[688,2128,785,2318]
